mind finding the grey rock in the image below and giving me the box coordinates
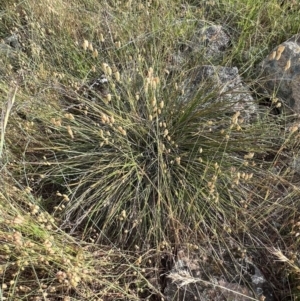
[217,280,254,301]
[0,43,16,58]
[241,258,274,301]
[182,65,258,122]
[168,24,230,71]
[88,74,109,97]
[164,251,260,301]
[258,34,300,113]
[164,251,274,301]
[190,24,230,58]
[4,34,21,49]
[289,155,300,174]
[0,43,19,77]
[0,34,21,58]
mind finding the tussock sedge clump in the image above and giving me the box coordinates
[7,0,293,251]
[25,57,284,248]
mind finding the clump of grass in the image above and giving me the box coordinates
[0,171,151,301]
[14,0,292,253]
[24,52,286,249]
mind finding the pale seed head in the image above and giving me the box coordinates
[106,66,112,76]
[67,125,74,139]
[106,93,112,102]
[114,71,120,82]
[92,49,98,58]
[82,39,89,50]
[269,51,276,60]
[88,42,93,51]
[151,97,157,107]
[244,152,254,159]
[284,59,291,71]
[175,157,181,165]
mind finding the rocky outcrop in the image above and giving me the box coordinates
[258,34,300,114]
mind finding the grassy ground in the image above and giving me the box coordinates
[1,0,300,300]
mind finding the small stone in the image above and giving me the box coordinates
[4,34,21,49]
